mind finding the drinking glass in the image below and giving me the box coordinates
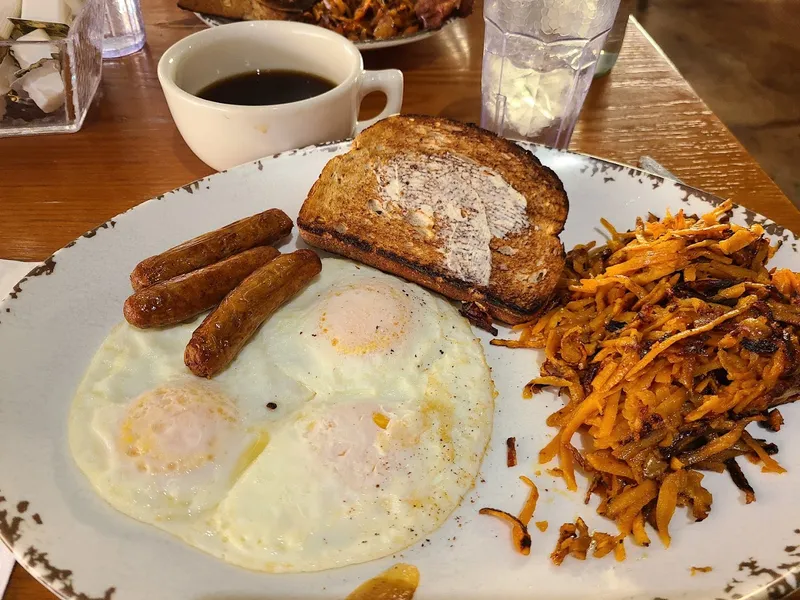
[103,0,146,58]
[481,0,621,149]
[595,0,634,77]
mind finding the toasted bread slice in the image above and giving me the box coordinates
[177,0,293,21]
[298,115,569,324]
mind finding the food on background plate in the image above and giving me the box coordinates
[185,249,322,377]
[130,208,292,290]
[493,201,800,560]
[305,0,471,41]
[70,257,495,572]
[124,246,280,328]
[176,0,293,24]
[345,563,420,600]
[298,115,568,328]
[177,0,471,42]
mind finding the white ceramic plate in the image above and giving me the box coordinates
[193,12,442,49]
[2,142,800,600]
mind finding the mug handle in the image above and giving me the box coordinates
[356,69,404,133]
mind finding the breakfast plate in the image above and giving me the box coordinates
[1,141,800,600]
[193,12,442,49]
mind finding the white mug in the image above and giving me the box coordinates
[157,21,404,171]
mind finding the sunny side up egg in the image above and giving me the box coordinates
[68,316,314,523]
[69,258,495,573]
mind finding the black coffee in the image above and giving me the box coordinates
[197,70,336,106]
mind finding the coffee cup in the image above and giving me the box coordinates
[157,21,404,171]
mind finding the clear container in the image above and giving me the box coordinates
[595,0,633,77]
[103,0,145,59]
[481,0,621,149]
[0,0,103,136]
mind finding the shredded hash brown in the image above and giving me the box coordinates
[479,475,539,555]
[493,201,800,561]
[302,0,471,41]
[303,0,421,41]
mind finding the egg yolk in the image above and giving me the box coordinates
[118,384,239,475]
[318,283,411,355]
[304,403,427,492]
[304,403,388,490]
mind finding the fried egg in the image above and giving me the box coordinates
[69,318,314,522]
[256,260,458,397]
[69,259,494,573]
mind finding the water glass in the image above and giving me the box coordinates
[481,0,621,149]
[595,0,634,77]
[103,0,146,58]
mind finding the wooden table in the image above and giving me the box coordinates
[2,0,798,598]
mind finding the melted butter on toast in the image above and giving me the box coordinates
[374,153,529,286]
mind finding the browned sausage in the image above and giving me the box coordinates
[123,246,280,329]
[130,209,293,290]
[184,249,322,378]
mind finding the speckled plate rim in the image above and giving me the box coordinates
[1,139,799,600]
[191,11,445,50]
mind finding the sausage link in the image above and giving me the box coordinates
[184,249,322,377]
[123,246,280,328]
[130,208,293,290]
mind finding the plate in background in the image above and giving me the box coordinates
[193,12,442,49]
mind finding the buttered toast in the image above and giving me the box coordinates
[297,115,569,325]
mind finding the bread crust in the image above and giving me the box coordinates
[299,226,551,323]
[177,0,293,21]
[298,115,569,325]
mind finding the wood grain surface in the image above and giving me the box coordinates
[2,0,799,598]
